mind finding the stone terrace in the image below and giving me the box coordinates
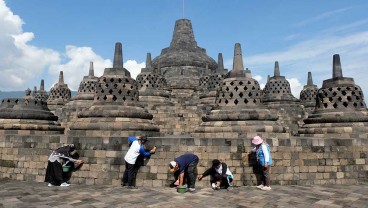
[0,179,368,208]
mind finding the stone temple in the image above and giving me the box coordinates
[0,19,367,187]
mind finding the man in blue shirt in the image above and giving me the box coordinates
[122,136,156,189]
[169,153,199,192]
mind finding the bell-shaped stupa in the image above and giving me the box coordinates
[74,61,99,101]
[56,62,99,129]
[34,79,49,102]
[47,71,72,112]
[69,42,159,138]
[152,19,217,90]
[299,54,368,137]
[208,53,228,91]
[300,72,318,113]
[199,53,228,106]
[262,62,298,103]
[262,62,304,134]
[0,88,63,133]
[193,43,286,139]
[136,53,171,109]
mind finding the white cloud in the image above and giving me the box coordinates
[321,18,368,35]
[253,75,262,82]
[293,7,352,27]
[0,1,60,91]
[284,33,300,41]
[0,1,146,92]
[47,48,145,90]
[124,60,145,79]
[48,45,111,90]
[287,78,303,99]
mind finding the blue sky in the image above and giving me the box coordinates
[1,0,368,99]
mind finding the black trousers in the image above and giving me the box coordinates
[44,161,64,186]
[122,162,140,186]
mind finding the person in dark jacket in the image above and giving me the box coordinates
[169,153,199,192]
[44,144,84,187]
[198,159,233,190]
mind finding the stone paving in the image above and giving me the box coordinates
[0,179,367,208]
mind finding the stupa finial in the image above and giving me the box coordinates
[89,62,94,76]
[146,53,152,69]
[218,53,224,71]
[232,43,244,72]
[40,79,45,91]
[307,72,313,86]
[113,42,123,68]
[170,19,197,49]
[58,71,64,85]
[332,54,343,78]
[274,61,280,77]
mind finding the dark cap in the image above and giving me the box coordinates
[212,159,221,167]
[139,136,149,142]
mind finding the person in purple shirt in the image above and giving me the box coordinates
[169,153,199,192]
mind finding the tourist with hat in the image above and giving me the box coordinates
[169,153,199,192]
[198,159,233,190]
[45,144,84,187]
[122,136,156,189]
[251,136,273,191]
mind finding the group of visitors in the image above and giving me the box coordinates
[44,135,272,192]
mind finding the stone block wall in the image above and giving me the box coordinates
[149,104,207,136]
[0,132,65,182]
[1,132,368,187]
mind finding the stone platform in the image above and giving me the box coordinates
[0,179,367,208]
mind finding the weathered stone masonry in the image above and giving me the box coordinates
[1,18,368,187]
[1,136,367,186]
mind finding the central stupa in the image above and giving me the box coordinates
[152,19,217,90]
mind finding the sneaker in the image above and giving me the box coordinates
[261,186,271,191]
[215,186,220,190]
[127,186,138,189]
[188,188,196,192]
[47,183,54,187]
[227,186,233,191]
[60,182,70,187]
[211,183,216,189]
[256,184,264,189]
